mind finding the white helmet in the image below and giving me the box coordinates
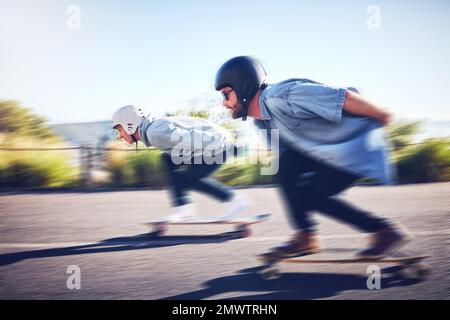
[112,105,145,135]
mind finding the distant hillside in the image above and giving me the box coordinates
[50,119,449,148]
[51,121,116,146]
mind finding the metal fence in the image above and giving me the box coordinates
[0,144,160,186]
[0,140,448,187]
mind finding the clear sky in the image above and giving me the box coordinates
[1,0,449,123]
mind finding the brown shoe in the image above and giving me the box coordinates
[272,231,321,257]
[357,224,412,259]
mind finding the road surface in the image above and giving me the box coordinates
[1,182,449,299]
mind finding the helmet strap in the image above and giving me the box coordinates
[241,104,249,121]
[241,97,248,121]
[131,134,138,152]
[241,84,267,121]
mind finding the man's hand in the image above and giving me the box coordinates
[377,109,392,126]
[344,90,392,126]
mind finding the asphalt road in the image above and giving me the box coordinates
[0,182,449,300]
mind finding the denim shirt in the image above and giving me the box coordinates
[254,78,394,184]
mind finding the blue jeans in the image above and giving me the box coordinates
[277,146,389,233]
[162,151,233,207]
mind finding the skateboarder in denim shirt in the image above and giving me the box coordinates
[112,105,249,221]
[214,56,410,259]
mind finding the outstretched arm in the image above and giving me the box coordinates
[343,90,392,126]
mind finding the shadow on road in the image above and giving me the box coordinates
[0,232,240,267]
[162,266,422,300]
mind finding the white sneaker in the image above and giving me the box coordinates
[166,203,197,222]
[218,195,251,220]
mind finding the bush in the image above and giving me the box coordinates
[386,121,421,153]
[126,150,167,187]
[104,147,278,188]
[214,157,276,186]
[0,101,75,188]
[395,139,450,183]
[0,150,77,188]
[105,149,167,187]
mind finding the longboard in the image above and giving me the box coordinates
[143,213,271,237]
[257,249,431,281]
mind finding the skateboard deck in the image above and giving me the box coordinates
[144,213,271,237]
[257,249,431,281]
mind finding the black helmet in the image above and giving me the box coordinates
[215,56,267,121]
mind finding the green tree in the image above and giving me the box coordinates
[0,100,57,140]
[386,121,421,152]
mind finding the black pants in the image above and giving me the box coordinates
[277,147,389,232]
[162,151,233,207]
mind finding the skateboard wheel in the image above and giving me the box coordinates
[397,262,431,281]
[261,267,281,281]
[235,225,251,238]
[394,268,412,280]
[150,224,168,237]
[410,263,431,280]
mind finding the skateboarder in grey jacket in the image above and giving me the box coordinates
[215,56,410,259]
[112,105,249,221]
